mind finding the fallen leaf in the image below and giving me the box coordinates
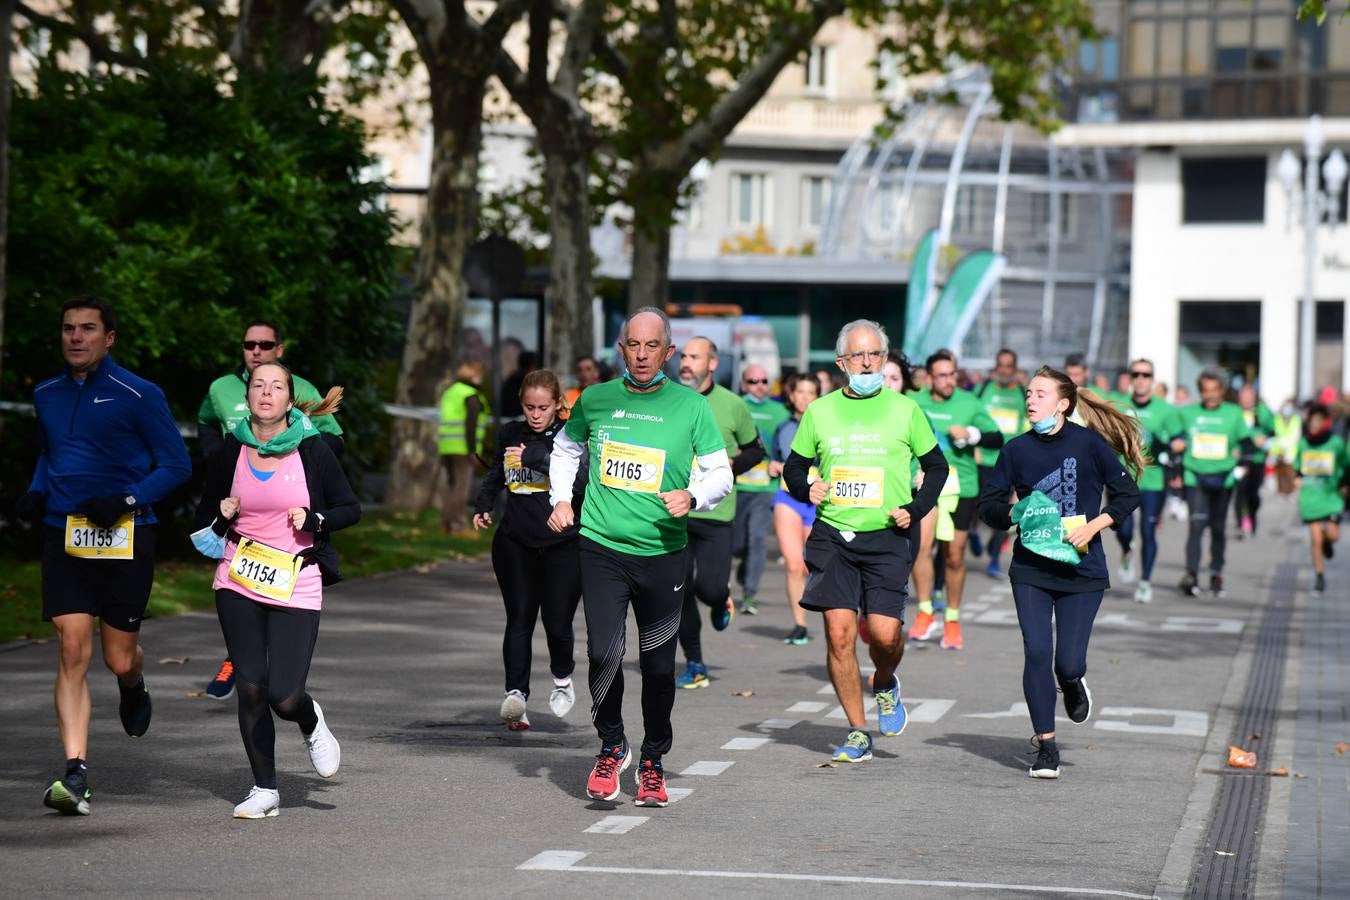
[732,690,754,697]
[815,762,838,769]
[185,690,206,698]
[1215,851,1236,857]
[1248,733,1261,741]
[1334,742,1349,756]
[1266,768,1288,777]
[1294,772,1309,779]
[158,657,190,665]
[1228,745,1257,769]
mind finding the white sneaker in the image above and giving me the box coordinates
[548,679,576,718]
[500,690,529,730]
[303,701,341,778]
[233,786,280,819]
[1117,556,1136,584]
[1135,581,1153,604]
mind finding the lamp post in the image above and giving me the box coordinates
[1279,115,1348,402]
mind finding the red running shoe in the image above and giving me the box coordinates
[585,740,631,801]
[633,759,668,807]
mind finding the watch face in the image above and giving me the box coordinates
[125,496,136,506]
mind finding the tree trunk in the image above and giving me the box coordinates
[627,219,672,313]
[542,150,594,371]
[385,71,486,508]
[0,0,12,435]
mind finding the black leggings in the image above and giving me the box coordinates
[1233,464,1263,531]
[216,589,321,790]
[1012,583,1103,735]
[1185,483,1232,575]
[678,518,733,664]
[580,537,686,761]
[492,530,580,697]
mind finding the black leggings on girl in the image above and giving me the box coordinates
[1011,583,1103,735]
[216,589,321,789]
[491,530,580,697]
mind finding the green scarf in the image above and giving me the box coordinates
[233,408,316,456]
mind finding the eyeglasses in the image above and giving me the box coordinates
[1129,371,1153,379]
[744,378,769,385]
[242,341,278,351]
[840,350,886,363]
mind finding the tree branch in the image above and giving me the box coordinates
[481,0,531,46]
[390,0,448,62]
[558,0,604,91]
[15,0,147,69]
[527,0,549,99]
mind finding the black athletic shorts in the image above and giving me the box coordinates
[42,524,158,633]
[801,520,911,621]
[951,496,977,531]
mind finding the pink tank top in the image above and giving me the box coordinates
[213,448,323,610]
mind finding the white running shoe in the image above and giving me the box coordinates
[233,786,280,819]
[303,701,341,778]
[548,679,576,718]
[1117,556,1136,584]
[500,690,529,730]
[1135,581,1153,604]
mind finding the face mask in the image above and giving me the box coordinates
[1032,414,1059,435]
[622,368,666,390]
[847,371,884,396]
[1281,405,1294,418]
[190,525,227,559]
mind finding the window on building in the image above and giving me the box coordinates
[801,176,831,229]
[1181,157,1266,224]
[1031,192,1074,240]
[732,172,772,228]
[953,186,982,235]
[805,44,834,96]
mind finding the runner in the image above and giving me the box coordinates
[192,361,359,818]
[974,348,1027,579]
[198,320,344,700]
[473,369,584,729]
[26,296,192,816]
[782,319,949,762]
[1233,384,1275,539]
[1113,359,1182,602]
[1293,404,1347,594]
[1175,370,1252,597]
[977,366,1143,779]
[546,307,732,807]
[439,362,491,535]
[770,372,821,645]
[674,337,764,689]
[564,355,601,411]
[909,350,1003,650]
[732,363,789,616]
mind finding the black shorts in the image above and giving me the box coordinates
[42,524,158,633]
[801,520,911,621]
[951,496,977,532]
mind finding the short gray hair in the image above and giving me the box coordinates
[835,319,889,357]
[620,306,672,346]
[687,335,718,360]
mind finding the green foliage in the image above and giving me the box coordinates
[4,65,399,482]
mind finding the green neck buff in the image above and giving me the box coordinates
[233,408,316,456]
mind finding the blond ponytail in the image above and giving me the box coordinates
[298,386,344,419]
[1076,388,1147,478]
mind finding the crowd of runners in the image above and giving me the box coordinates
[19,298,1350,818]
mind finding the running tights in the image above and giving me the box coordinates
[1116,490,1166,580]
[1011,583,1103,736]
[216,589,320,790]
[678,518,733,664]
[1185,484,1232,575]
[492,530,580,697]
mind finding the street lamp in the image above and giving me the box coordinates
[1279,114,1348,403]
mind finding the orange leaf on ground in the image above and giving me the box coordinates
[1227,745,1257,768]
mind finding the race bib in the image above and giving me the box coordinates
[940,467,962,497]
[829,465,884,508]
[505,458,549,494]
[64,514,134,559]
[990,407,1021,436]
[1060,515,1088,553]
[228,538,302,604]
[1301,450,1335,477]
[599,440,666,494]
[736,461,772,488]
[1192,433,1229,461]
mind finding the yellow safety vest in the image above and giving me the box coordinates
[439,382,489,455]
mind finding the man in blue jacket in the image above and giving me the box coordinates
[17,296,192,816]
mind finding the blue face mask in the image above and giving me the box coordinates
[1032,414,1059,435]
[622,368,666,390]
[848,371,884,396]
[190,525,227,559]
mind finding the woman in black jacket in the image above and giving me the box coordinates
[191,361,360,819]
[473,369,584,731]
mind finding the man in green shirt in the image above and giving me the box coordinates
[974,348,1026,579]
[674,338,764,689]
[909,350,1003,650]
[731,363,789,616]
[547,308,731,807]
[783,319,948,763]
[1233,383,1275,538]
[1175,370,1252,597]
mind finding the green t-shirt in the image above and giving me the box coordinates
[198,370,343,438]
[1241,403,1276,464]
[914,388,999,498]
[1178,401,1249,485]
[691,385,760,522]
[565,379,724,556]
[790,389,937,533]
[974,381,1026,468]
[1295,434,1348,521]
[737,395,790,493]
[1120,396,1182,492]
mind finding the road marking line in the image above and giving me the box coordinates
[516,850,1158,897]
[788,701,829,713]
[817,684,837,695]
[827,697,876,719]
[757,718,799,730]
[680,761,734,776]
[721,737,771,750]
[666,788,693,804]
[584,816,649,835]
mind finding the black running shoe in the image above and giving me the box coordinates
[1028,736,1060,779]
[119,678,152,737]
[43,767,91,816]
[783,625,809,645]
[1210,574,1225,598]
[1059,676,1092,724]
[1179,572,1199,597]
[1315,573,1326,594]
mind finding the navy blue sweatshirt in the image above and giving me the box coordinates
[977,421,1140,593]
[474,417,585,547]
[29,356,192,530]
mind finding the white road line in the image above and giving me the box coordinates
[680,760,734,776]
[721,737,771,750]
[583,816,649,835]
[817,684,837,695]
[827,697,876,719]
[757,718,799,730]
[788,700,829,713]
[666,788,693,804]
[516,851,1159,897]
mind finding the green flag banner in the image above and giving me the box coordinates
[913,250,1006,362]
[902,229,940,357]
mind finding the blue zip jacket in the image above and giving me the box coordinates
[28,355,192,529]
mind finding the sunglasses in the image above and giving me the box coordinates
[242,340,278,351]
[744,378,769,385]
[1129,371,1153,379]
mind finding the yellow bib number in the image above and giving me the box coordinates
[830,466,884,508]
[736,460,772,488]
[1302,450,1335,477]
[64,514,134,559]
[600,440,666,494]
[505,458,549,494]
[229,539,302,604]
[990,407,1021,436]
[1060,515,1088,554]
[1192,433,1229,461]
